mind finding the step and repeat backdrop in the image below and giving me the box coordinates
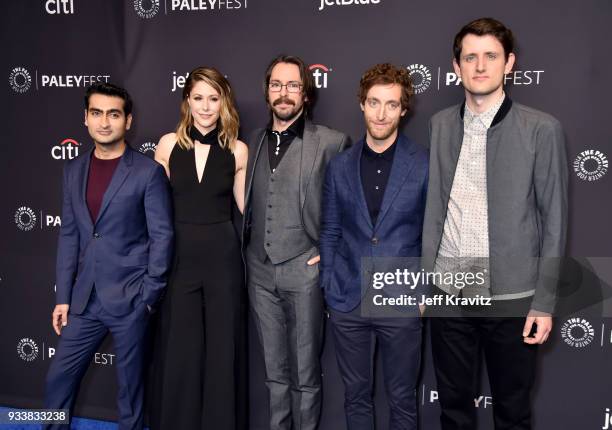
[2,1,612,429]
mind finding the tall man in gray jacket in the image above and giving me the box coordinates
[422,18,568,430]
[243,55,349,430]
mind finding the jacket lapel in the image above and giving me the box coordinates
[78,148,94,227]
[374,135,417,230]
[344,139,373,230]
[299,121,320,210]
[439,108,464,213]
[94,146,132,225]
[244,130,266,210]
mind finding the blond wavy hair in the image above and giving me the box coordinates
[175,67,239,152]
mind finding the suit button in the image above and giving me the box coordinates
[268,205,272,208]
[266,243,271,247]
[267,217,272,221]
[371,237,378,245]
[266,230,271,234]
[93,233,100,238]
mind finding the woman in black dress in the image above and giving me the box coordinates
[151,67,248,430]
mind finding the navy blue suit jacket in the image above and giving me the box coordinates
[55,146,174,316]
[319,134,428,312]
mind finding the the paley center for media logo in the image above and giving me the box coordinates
[309,64,331,89]
[318,0,380,11]
[573,149,608,182]
[17,338,39,362]
[560,317,595,348]
[139,142,157,157]
[9,67,32,93]
[407,64,432,94]
[134,0,160,18]
[14,206,37,231]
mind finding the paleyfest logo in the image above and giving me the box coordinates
[318,0,380,11]
[560,317,595,348]
[407,64,432,94]
[9,67,32,93]
[574,149,608,182]
[134,0,160,18]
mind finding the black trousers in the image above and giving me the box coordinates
[429,295,538,430]
[150,221,247,430]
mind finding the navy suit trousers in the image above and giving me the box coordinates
[329,307,422,430]
[44,288,150,430]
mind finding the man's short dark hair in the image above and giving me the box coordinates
[84,82,133,116]
[263,54,315,111]
[453,17,515,63]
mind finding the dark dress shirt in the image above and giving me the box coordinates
[266,113,305,173]
[360,138,397,224]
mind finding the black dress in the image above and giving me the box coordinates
[151,127,246,430]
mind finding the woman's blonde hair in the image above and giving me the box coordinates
[175,67,239,152]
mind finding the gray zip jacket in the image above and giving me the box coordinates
[422,98,568,314]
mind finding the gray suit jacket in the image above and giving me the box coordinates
[243,119,349,250]
[422,98,568,314]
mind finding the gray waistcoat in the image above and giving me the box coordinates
[248,138,312,264]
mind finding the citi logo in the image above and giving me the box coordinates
[318,0,381,11]
[45,0,74,14]
[309,64,331,89]
[52,138,81,160]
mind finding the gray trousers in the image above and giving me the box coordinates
[247,246,324,430]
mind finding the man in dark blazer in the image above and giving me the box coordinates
[44,83,173,430]
[243,55,348,430]
[422,18,567,430]
[319,63,428,430]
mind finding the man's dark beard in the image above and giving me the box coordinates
[271,96,302,122]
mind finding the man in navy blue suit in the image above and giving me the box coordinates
[44,83,174,430]
[319,63,428,430]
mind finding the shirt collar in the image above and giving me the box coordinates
[362,136,397,161]
[267,112,305,139]
[464,92,506,129]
